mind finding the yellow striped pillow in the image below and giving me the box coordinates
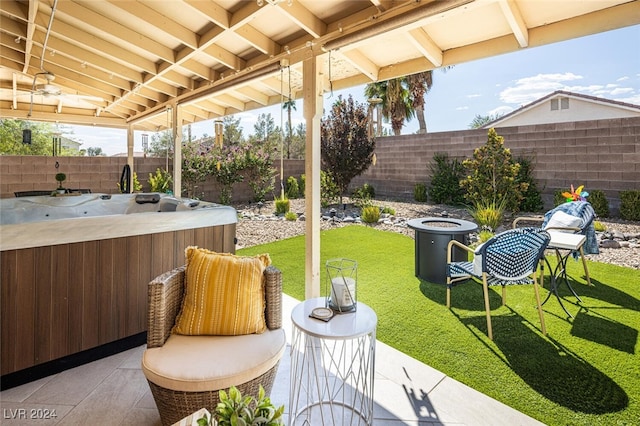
[173,247,271,336]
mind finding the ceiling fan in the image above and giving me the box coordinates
[31,71,62,97]
[25,70,103,116]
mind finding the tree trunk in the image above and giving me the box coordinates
[416,106,427,134]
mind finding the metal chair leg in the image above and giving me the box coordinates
[482,274,493,341]
[579,246,592,286]
[533,270,547,336]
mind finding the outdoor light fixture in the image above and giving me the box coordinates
[142,133,149,157]
[367,96,383,138]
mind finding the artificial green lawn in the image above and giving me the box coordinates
[238,225,640,426]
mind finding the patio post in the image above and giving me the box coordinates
[126,124,134,174]
[303,51,324,299]
[172,104,183,198]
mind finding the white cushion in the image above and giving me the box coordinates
[473,243,484,276]
[142,328,286,392]
[545,211,582,232]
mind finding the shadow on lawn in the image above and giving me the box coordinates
[419,280,629,414]
[541,275,639,353]
[543,272,640,313]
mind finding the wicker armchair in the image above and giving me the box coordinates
[142,265,286,426]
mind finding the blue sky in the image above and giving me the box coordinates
[67,25,639,155]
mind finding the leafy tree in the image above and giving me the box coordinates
[86,146,104,156]
[181,140,210,199]
[147,130,173,158]
[460,128,527,213]
[0,119,55,155]
[321,95,375,203]
[210,144,246,204]
[469,113,505,129]
[290,122,306,159]
[243,142,276,202]
[250,113,279,146]
[222,116,244,145]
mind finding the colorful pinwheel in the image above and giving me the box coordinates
[562,184,589,202]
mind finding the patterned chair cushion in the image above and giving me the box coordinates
[173,247,271,336]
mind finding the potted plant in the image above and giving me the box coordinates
[55,172,66,194]
[198,386,284,426]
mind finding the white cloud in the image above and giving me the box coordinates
[467,94,481,98]
[610,87,634,95]
[456,106,469,111]
[499,72,585,105]
[617,76,630,82]
[488,106,513,116]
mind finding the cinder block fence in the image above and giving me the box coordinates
[1,117,638,216]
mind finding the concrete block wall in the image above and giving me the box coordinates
[0,155,305,204]
[2,117,637,214]
[351,117,640,215]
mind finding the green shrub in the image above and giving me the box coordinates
[353,183,375,199]
[284,211,298,221]
[429,153,465,205]
[286,176,299,199]
[620,190,640,221]
[320,170,340,207]
[553,189,567,207]
[381,206,395,215]
[148,168,172,193]
[515,156,543,212]
[209,385,284,426]
[588,189,609,218]
[275,197,290,214]
[594,221,607,232]
[460,129,526,212]
[468,199,506,232]
[299,174,305,197]
[414,183,428,202]
[478,229,495,243]
[361,205,381,224]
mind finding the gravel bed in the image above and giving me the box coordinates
[235,198,640,270]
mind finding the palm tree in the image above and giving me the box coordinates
[365,69,439,135]
[282,98,296,159]
[406,71,433,134]
[364,80,413,136]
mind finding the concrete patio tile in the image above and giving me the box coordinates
[54,368,148,426]
[117,345,146,370]
[426,376,544,426]
[120,407,161,426]
[135,388,158,410]
[23,351,132,406]
[0,374,58,403]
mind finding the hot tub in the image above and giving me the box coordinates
[1,193,237,381]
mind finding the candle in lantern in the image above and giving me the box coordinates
[330,276,356,310]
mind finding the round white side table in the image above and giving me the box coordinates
[289,297,377,426]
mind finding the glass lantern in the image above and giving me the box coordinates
[326,258,358,313]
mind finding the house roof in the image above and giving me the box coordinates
[1,0,639,132]
[484,89,640,128]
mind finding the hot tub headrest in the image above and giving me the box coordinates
[135,193,161,204]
